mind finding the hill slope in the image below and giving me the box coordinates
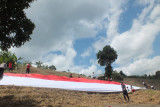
[6,66,88,78]
[0,86,160,107]
[0,67,160,106]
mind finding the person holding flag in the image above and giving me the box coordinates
[0,62,7,79]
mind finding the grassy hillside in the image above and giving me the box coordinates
[0,86,160,107]
[6,66,160,89]
[124,78,160,90]
[5,66,88,78]
[1,67,160,106]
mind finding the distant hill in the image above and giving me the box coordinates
[124,78,160,90]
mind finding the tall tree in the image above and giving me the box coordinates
[0,0,35,51]
[104,63,113,79]
[97,45,118,80]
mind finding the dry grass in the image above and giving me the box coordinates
[0,86,160,107]
[6,66,88,78]
[1,67,160,107]
[124,78,160,90]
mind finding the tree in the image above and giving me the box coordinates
[41,65,49,69]
[155,71,160,79]
[35,61,43,68]
[49,65,56,71]
[97,45,118,80]
[104,63,113,79]
[0,51,17,68]
[0,0,36,51]
[23,60,32,67]
[119,70,127,77]
[112,70,123,81]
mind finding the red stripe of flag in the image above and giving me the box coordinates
[4,73,121,85]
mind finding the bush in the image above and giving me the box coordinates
[0,51,17,69]
[112,71,123,81]
[97,76,105,80]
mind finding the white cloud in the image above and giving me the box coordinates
[115,56,160,75]
[135,0,155,6]
[10,0,110,60]
[79,65,103,77]
[111,1,160,65]
[81,47,92,58]
[93,0,160,75]
[41,40,76,71]
[9,0,160,76]
[8,0,128,76]
[149,5,160,20]
[93,1,127,52]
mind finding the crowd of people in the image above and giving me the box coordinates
[1,62,157,102]
[0,62,31,79]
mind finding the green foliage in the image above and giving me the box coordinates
[98,71,124,81]
[23,61,32,67]
[18,57,23,61]
[119,70,127,77]
[0,0,36,50]
[97,45,118,79]
[112,71,123,81]
[97,45,118,66]
[104,64,113,79]
[35,61,43,68]
[49,65,56,71]
[155,71,160,79]
[0,51,17,68]
[127,75,160,80]
[34,61,56,71]
[97,76,105,80]
[41,65,49,69]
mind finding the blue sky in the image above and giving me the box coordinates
[10,0,160,76]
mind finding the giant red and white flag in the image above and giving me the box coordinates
[0,73,142,92]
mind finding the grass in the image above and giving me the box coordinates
[1,66,160,106]
[124,78,160,90]
[0,86,160,107]
[5,66,89,78]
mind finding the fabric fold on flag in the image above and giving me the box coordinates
[0,73,142,92]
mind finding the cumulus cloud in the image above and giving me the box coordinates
[9,0,127,76]
[93,0,160,75]
[79,65,103,77]
[111,1,160,65]
[81,47,92,58]
[40,40,76,71]
[8,0,160,76]
[115,56,160,75]
[11,0,110,60]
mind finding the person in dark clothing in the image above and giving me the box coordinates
[0,62,7,80]
[121,82,130,102]
[26,63,30,74]
[69,73,72,78]
[92,72,96,79]
[143,82,148,89]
